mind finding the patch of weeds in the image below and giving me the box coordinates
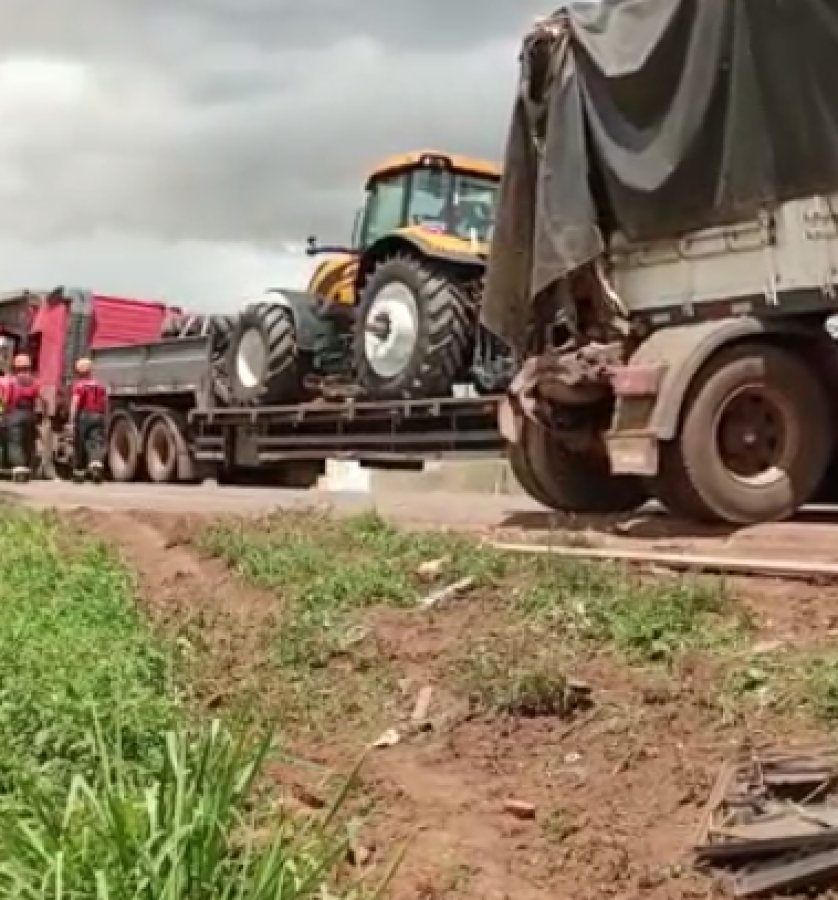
[0,511,174,795]
[516,558,740,663]
[542,806,579,845]
[721,650,838,724]
[456,633,584,718]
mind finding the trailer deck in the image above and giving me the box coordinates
[189,395,504,465]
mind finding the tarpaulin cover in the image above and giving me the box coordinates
[483,0,838,352]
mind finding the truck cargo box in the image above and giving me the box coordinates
[484,0,838,351]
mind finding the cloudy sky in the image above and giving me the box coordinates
[0,1,550,311]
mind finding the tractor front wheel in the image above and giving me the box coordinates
[353,255,471,399]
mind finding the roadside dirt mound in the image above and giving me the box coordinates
[73,508,836,900]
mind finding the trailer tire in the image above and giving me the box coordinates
[354,255,471,399]
[655,344,831,524]
[144,418,179,484]
[107,414,142,482]
[228,304,300,405]
[515,418,646,514]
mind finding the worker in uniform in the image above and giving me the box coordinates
[68,357,108,483]
[5,353,40,482]
[0,366,9,473]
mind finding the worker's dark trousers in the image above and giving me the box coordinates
[6,409,35,471]
[73,412,106,472]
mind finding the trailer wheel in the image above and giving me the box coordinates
[655,344,831,524]
[513,418,646,514]
[145,418,179,483]
[227,303,300,405]
[354,255,471,399]
[108,414,142,482]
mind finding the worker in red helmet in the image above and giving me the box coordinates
[69,357,108,483]
[0,363,9,472]
[6,353,41,482]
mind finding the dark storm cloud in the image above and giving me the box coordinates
[0,0,552,247]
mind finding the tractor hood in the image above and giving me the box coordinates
[397,224,489,262]
[483,0,838,352]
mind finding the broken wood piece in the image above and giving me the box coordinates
[411,685,434,723]
[694,760,736,848]
[372,728,401,749]
[503,799,537,820]
[733,846,838,897]
[417,576,475,610]
[416,557,449,582]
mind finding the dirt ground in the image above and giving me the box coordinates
[70,507,838,900]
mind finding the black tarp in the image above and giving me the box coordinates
[483,0,838,352]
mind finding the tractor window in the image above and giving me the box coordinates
[407,168,452,230]
[359,172,409,247]
[451,174,499,243]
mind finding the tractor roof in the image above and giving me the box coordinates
[367,150,501,185]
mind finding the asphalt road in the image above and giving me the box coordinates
[0,480,542,530]
[9,480,838,572]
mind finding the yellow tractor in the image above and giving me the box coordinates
[226,151,513,404]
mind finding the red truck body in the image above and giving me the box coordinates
[0,288,181,413]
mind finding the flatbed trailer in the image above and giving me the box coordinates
[90,336,503,486]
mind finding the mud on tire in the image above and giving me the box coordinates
[227,303,300,405]
[353,255,472,400]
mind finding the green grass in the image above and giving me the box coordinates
[197,511,741,736]
[723,650,838,723]
[0,719,388,900]
[0,510,380,899]
[514,558,739,663]
[0,511,174,793]
[198,512,506,730]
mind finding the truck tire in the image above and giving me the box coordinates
[654,344,831,524]
[108,414,142,482]
[354,255,471,399]
[508,440,556,508]
[513,418,646,514]
[227,304,300,405]
[144,418,179,483]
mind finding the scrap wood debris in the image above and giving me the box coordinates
[696,747,838,897]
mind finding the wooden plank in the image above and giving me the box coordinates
[733,847,838,897]
[694,761,736,849]
[490,541,838,582]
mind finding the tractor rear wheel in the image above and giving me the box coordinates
[227,303,300,405]
[353,255,471,399]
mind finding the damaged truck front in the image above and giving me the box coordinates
[483,0,838,525]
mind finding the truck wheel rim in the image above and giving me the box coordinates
[364,283,419,378]
[714,385,796,485]
[237,328,267,390]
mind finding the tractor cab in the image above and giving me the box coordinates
[355,151,500,250]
